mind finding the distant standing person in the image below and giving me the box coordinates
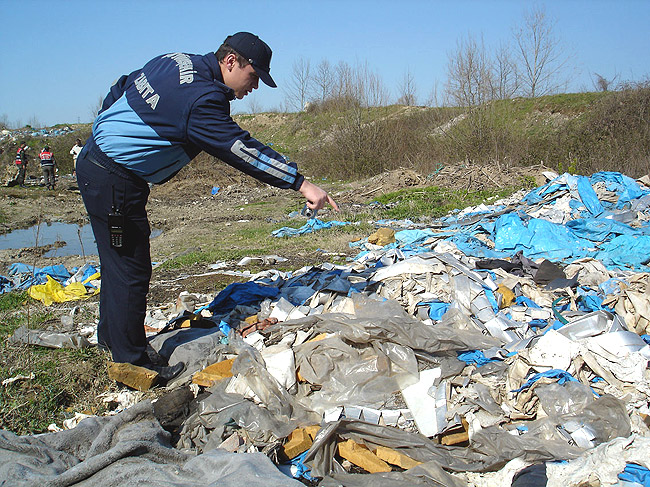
[70,138,83,176]
[39,145,57,190]
[14,142,29,187]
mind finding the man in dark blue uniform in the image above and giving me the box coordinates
[76,32,338,383]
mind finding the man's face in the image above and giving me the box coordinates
[223,56,260,99]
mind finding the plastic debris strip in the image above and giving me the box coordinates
[4,170,650,487]
[1,262,100,303]
[272,218,354,237]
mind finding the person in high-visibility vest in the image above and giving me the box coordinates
[14,142,29,187]
[39,145,57,190]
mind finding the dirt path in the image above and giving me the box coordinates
[0,162,547,304]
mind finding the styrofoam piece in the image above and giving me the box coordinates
[400,368,446,437]
[323,406,343,423]
[269,297,294,321]
[243,331,264,350]
[261,346,296,390]
[527,329,578,372]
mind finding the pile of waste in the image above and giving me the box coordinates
[0,125,77,144]
[1,170,650,486]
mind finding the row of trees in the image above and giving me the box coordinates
[279,7,617,113]
[283,58,390,112]
[445,7,572,107]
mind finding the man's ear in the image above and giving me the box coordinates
[225,53,237,71]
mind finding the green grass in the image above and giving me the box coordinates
[159,211,370,271]
[0,291,28,312]
[373,186,518,220]
[0,292,116,435]
[0,345,111,435]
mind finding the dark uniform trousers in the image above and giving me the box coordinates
[76,140,152,365]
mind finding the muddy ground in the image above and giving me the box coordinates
[0,160,548,307]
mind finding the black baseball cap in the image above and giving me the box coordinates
[224,32,277,88]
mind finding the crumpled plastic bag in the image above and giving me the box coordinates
[27,274,99,305]
[9,325,92,349]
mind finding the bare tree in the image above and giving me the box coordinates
[27,115,41,129]
[283,57,312,111]
[397,69,418,105]
[334,60,354,100]
[247,94,262,114]
[312,59,335,102]
[491,42,519,99]
[513,6,570,97]
[90,94,105,120]
[356,62,388,107]
[445,33,493,106]
[329,60,387,107]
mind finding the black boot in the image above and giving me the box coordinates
[143,361,186,385]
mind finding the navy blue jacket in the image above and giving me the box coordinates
[93,52,304,189]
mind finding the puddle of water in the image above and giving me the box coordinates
[0,223,162,258]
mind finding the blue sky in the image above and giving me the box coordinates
[1,0,648,127]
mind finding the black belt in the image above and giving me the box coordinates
[82,138,145,184]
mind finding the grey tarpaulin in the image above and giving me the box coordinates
[0,400,302,487]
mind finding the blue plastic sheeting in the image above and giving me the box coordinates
[3,263,72,291]
[447,234,508,259]
[494,213,593,261]
[394,229,435,247]
[574,175,605,216]
[576,288,609,312]
[271,218,351,237]
[523,172,650,210]
[207,282,279,314]
[528,319,548,329]
[419,300,450,320]
[599,278,628,295]
[1,262,103,295]
[457,350,500,367]
[9,263,71,282]
[78,265,99,284]
[350,172,650,271]
[566,217,644,242]
[591,172,648,208]
[595,235,650,269]
[484,288,500,313]
[619,463,650,487]
[522,181,566,205]
[511,369,578,392]
[218,320,232,336]
[278,451,314,481]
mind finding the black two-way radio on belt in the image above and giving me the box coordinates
[108,185,124,249]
